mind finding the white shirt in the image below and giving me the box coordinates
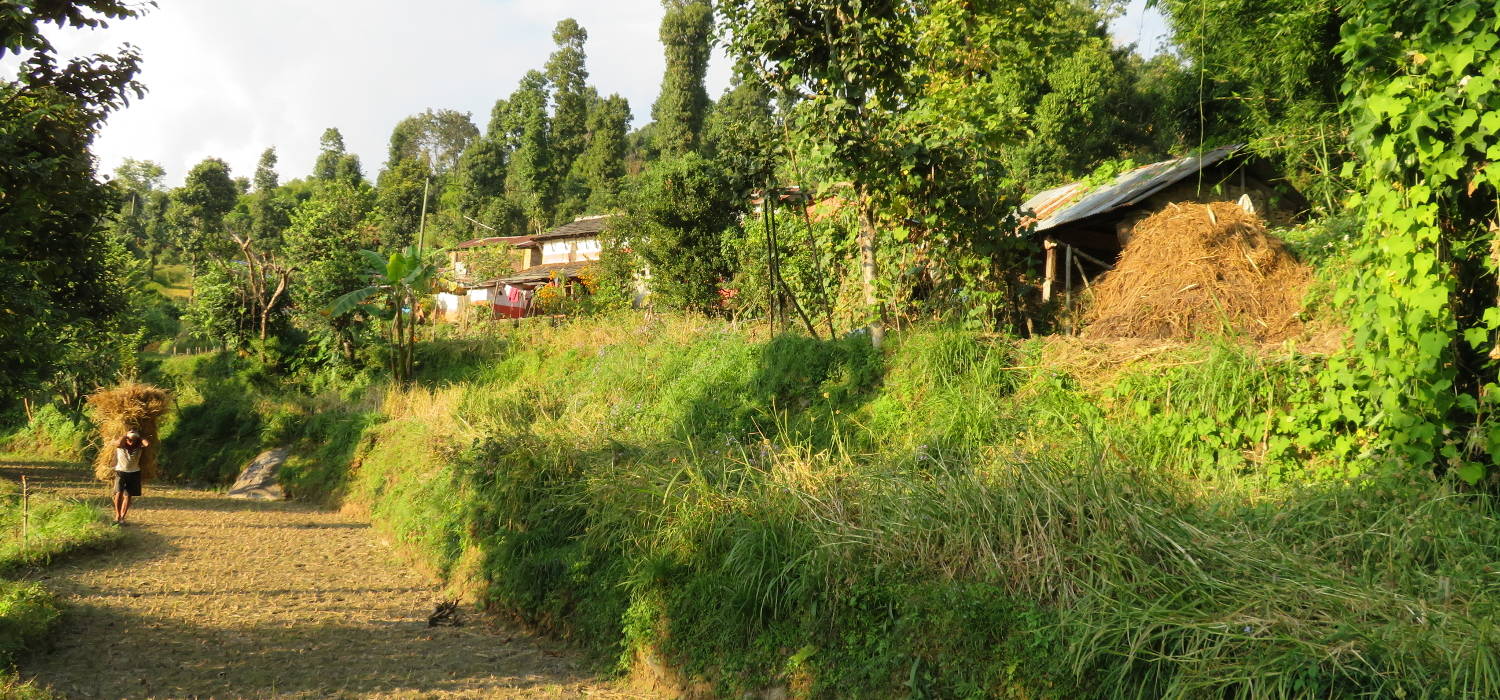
[115,446,142,473]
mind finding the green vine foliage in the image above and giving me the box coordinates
[1299,2,1500,483]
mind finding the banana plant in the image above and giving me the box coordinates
[330,245,448,384]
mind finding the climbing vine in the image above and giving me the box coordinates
[1298,2,1500,482]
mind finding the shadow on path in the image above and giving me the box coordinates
[4,457,646,699]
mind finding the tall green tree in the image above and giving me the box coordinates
[702,73,776,195]
[283,181,376,364]
[313,127,363,185]
[249,147,291,246]
[449,136,515,234]
[578,94,633,211]
[171,157,238,266]
[1,0,148,398]
[109,158,166,259]
[387,109,479,175]
[617,153,740,312]
[500,70,556,232]
[652,0,714,157]
[721,0,921,346]
[313,127,346,180]
[115,158,166,199]
[374,156,430,247]
[546,19,591,176]
[253,147,278,192]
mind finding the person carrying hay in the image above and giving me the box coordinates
[87,382,170,523]
[112,429,151,525]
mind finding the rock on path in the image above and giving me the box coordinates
[0,459,648,700]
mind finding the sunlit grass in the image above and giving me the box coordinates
[0,460,118,693]
[333,314,1500,696]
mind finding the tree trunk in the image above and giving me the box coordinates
[858,193,884,348]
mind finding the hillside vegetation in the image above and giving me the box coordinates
[78,312,1497,698]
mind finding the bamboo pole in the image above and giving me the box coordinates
[1069,247,1115,270]
[857,193,884,348]
[797,195,838,339]
[769,187,783,328]
[763,185,776,335]
[1064,244,1074,309]
[21,475,29,554]
[1072,253,1093,291]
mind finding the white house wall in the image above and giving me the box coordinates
[540,237,603,265]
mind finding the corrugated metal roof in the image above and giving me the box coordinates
[490,261,594,286]
[454,235,531,250]
[531,214,617,242]
[1020,144,1243,234]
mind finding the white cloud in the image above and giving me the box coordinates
[7,0,732,187]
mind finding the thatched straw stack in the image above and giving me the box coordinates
[87,383,171,482]
[1082,202,1310,343]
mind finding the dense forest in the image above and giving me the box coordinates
[5,0,1500,697]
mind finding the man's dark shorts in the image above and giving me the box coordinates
[114,470,142,497]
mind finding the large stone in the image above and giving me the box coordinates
[227,448,290,500]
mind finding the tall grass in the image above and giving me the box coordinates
[326,313,1500,697]
[0,405,92,462]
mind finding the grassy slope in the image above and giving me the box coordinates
[30,296,1497,697]
[265,315,1494,699]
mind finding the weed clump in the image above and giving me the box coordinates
[1083,201,1310,343]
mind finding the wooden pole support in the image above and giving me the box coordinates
[21,475,29,553]
[1064,244,1074,310]
[1042,237,1058,303]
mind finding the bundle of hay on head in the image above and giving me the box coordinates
[87,383,171,483]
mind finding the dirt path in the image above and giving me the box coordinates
[0,458,650,700]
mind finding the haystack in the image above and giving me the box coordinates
[87,383,171,482]
[1081,201,1309,343]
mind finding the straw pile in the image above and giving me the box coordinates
[1081,201,1310,343]
[87,383,171,482]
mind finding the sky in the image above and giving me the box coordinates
[5,0,1171,188]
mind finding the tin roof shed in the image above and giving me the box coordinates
[1018,145,1303,304]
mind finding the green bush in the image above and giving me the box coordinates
[0,405,92,462]
[0,582,58,663]
[149,351,378,486]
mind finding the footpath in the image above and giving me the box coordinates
[0,458,647,699]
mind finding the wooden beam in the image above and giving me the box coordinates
[1064,244,1073,310]
[1070,247,1115,270]
[1042,237,1058,302]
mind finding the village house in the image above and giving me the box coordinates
[1018,144,1303,303]
[436,214,614,320]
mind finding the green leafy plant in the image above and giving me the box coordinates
[1289,2,1500,483]
[330,246,448,384]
